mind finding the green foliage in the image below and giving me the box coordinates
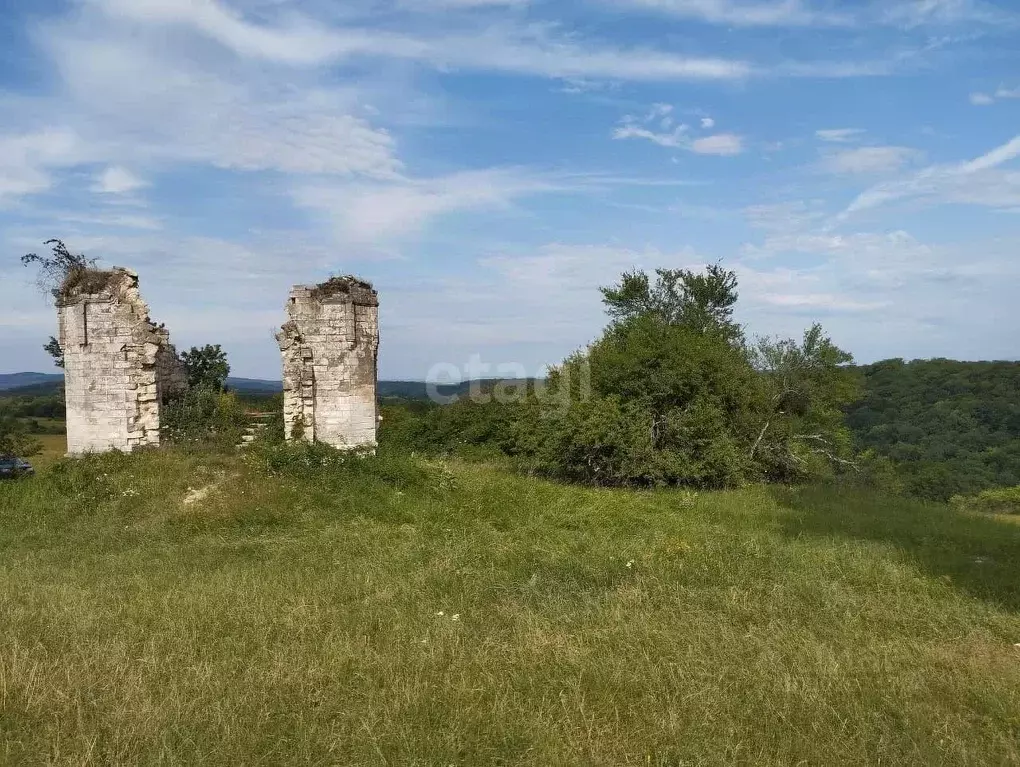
[181,344,231,391]
[0,392,65,420]
[162,388,248,447]
[515,317,764,487]
[950,485,1020,515]
[600,263,742,342]
[245,439,458,494]
[0,414,41,458]
[383,267,858,490]
[846,359,1020,500]
[513,270,857,488]
[379,396,518,458]
[751,324,860,481]
[43,336,64,368]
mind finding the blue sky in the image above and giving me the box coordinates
[1,0,1018,380]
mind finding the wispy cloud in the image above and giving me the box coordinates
[91,0,753,81]
[91,166,148,194]
[599,0,850,27]
[970,86,1020,105]
[0,128,88,202]
[841,135,1020,218]
[292,168,556,242]
[816,128,866,143]
[819,146,924,175]
[612,108,745,155]
[604,0,1015,28]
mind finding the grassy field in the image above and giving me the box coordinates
[28,432,66,469]
[1,444,1019,765]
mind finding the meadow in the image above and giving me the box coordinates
[1,443,1019,765]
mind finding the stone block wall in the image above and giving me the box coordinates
[276,277,379,448]
[58,268,187,455]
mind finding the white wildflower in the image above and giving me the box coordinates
[451,614,460,622]
[626,560,634,568]
[435,611,445,617]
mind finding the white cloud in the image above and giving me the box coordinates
[819,146,923,175]
[412,0,530,6]
[41,31,403,180]
[613,110,744,155]
[91,0,753,81]
[760,292,889,311]
[879,0,1014,27]
[691,133,744,155]
[958,135,1020,174]
[815,128,865,143]
[842,135,1020,218]
[613,0,1016,27]
[92,166,148,194]
[970,86,1020,105]
[56,211,163,230]
[0,128,87,201]
[292,168,554,242]
[613,123,690,148]
[701,116,715,129]
[606,0,852,27]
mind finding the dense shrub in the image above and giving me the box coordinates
[950,485,1020,515]
[162,388,248,447]
[513,319,766,488]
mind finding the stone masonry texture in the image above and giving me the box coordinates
[276,277,379,448]
[58,268,187,455]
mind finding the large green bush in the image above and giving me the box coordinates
[514,317,765,488]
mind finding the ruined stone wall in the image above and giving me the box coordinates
[276,278,379,448]
[58,269,187,455]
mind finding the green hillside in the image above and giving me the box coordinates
[847,359,1020,500]
[1,444,1019,765]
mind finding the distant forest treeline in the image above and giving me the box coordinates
[4,359,1020,501]
[846,359,1020,500]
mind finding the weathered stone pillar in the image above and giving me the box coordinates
[275,277,379,448]
[58,268,187,455]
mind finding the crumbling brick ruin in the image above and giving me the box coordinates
[58,268,187,455]
[276,277,379,448]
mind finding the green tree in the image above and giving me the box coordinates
[0,415,41,458]
[515,265,764,488]
[751,324,860,480]
[43,336,64,369]
[599,263,742,342]
[181,344,230,391]
[516,317,764,487]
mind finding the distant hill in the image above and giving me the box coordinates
[0,373,528,401]
[0,372,63,391]
[227,377,283,393]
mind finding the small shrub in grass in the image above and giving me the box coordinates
[950,485,1020,515]
[47,450,134,505]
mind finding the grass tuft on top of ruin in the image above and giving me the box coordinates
[57,266,123,300]
[309,275,377,302]
[21,239,124,303]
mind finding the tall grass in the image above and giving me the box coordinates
[1,445,1019,764]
